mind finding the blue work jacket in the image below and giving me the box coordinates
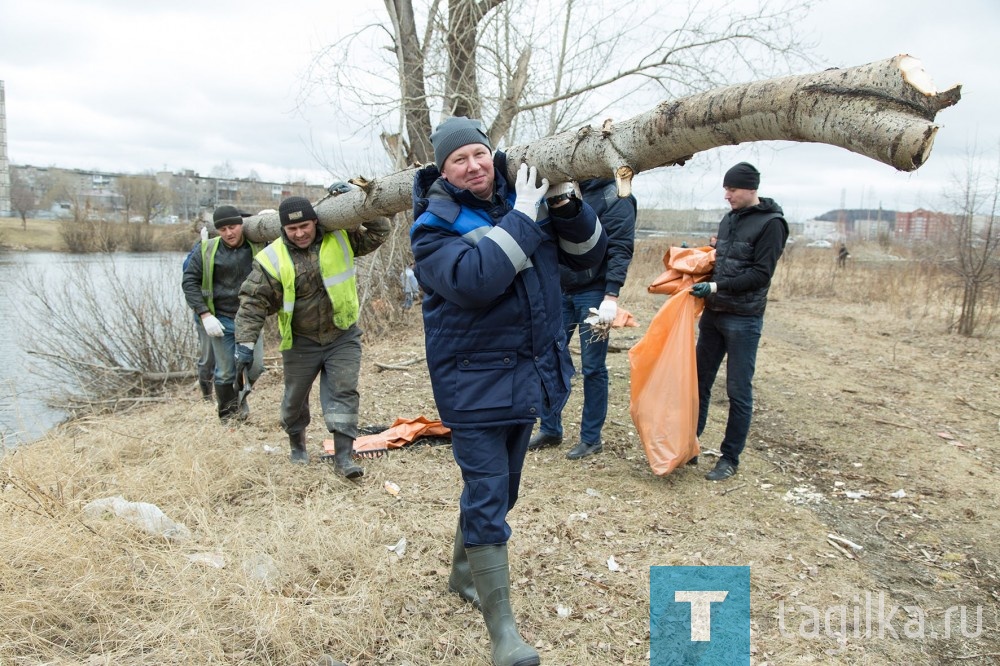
[410,151,607,428]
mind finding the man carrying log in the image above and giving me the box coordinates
[410,116,607,666]
[234,196,390,476]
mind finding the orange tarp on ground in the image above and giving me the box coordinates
[628,246,714,475]
[325,416,451,458]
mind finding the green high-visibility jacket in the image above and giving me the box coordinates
[200,236,261,315]
[256,231,358,351]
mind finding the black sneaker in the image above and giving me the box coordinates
[705,458,738,481]
[685,456,699,466]
[566,441,602,460]
[527,432,562,451]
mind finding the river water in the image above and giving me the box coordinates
[0,251,188,446]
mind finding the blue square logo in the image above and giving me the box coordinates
[650,566,750,665]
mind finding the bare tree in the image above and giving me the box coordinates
[9,171,35,231]
[942,144,1000,336]
[210,161,237,180]
[305,0,816,166]
[118,175,171,224]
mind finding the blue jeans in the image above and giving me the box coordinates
[538,289,609,445]
[451,422,533,547]
[211,315,264,386]
[194,314,215,385]
[695,309,763,466]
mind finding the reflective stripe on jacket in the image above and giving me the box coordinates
[410,151,607,428]
[256,231,358,350]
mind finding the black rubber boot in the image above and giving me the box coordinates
[467,544,540,666]
[198,380,213,402]
[288,431,309,464]
[448,520,479,608]
[332,432,363,479]
[215,383,239,422]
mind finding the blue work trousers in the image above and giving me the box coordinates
[211,315,264,386]
[695,309,763,466]
[538,289,609,445]
[452,423,533,547]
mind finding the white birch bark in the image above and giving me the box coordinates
[242,55,960,243]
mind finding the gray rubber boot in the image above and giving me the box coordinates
[467,544,540,666]
[332,432,363,479]
[448,520,479,608]
[288,431,309,464]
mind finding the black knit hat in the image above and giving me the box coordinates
[431,116,492,168]
[278,196,318,227]
[213,205,244,229]
[723,162,761,190]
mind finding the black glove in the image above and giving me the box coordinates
[234,343,255,388]
[691,282,716,298]
[545,181,582,218]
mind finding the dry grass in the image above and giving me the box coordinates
[2,240,998,665]
[0,216,67,251]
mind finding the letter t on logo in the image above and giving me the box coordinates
[674,590,729,641]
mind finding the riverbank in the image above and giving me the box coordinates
[2,241,998,664]
[0,216,194,253]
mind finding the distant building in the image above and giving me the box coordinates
[9,164,327,223]
[895,208,952,242]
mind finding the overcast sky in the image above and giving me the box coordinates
[1,0,994,221]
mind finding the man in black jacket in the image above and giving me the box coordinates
[690,162,788,481]
[181,205,264,422]
[527,178,636,460]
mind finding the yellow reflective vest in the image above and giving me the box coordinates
[256,232,359,350]
[200,236,260,315]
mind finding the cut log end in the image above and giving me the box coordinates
[898,55,937,95]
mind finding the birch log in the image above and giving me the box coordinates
[241,55,960,243]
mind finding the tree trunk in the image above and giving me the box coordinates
[444,0,503,118]
[241,55,961,243]
[384,0,434,165]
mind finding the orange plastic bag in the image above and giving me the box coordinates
[325,416,451,459]
[648,246,716,295]
[628,246,715,475]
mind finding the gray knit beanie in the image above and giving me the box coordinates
[431,117,492,168]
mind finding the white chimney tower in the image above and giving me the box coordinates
[0,81,10,217]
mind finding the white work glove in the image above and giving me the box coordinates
[201,314,225,337]
[512,163,549,221]
[597,298,617,325]
[200,226,209,241]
